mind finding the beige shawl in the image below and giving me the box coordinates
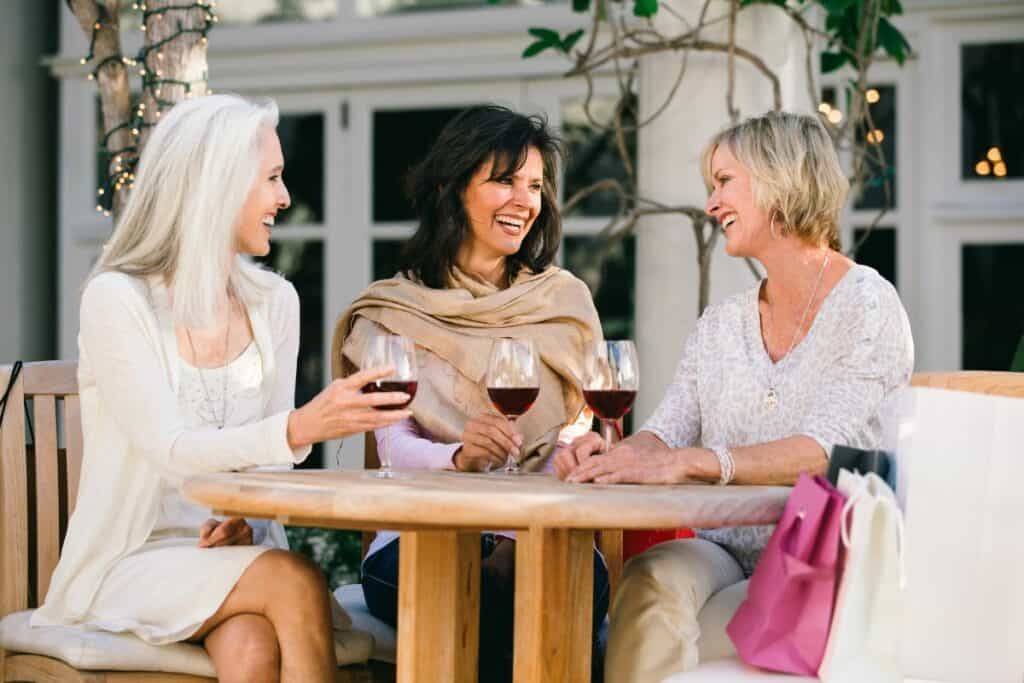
[331,267,602,470]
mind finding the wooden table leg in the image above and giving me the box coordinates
[396,530,481,683]
[513,528,594,683]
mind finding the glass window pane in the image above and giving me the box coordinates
[256,240,324,467]
[118,1,337,29]
[373,239,406,280]
[373,107,466,222]
[278,113,324,226]
[962,41,1024,180]
[358,0,561,17]
[562,96,637,217]
[854,85,896,210]
[961,244,1024,370]
[852,226,896,288]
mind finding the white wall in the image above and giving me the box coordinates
[0,1,58,363]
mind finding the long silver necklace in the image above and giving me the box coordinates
[185,299,233,429]
[762,252,830,411]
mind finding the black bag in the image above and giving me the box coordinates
[826,444,891,486]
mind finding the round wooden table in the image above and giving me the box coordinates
[184,469,789,683]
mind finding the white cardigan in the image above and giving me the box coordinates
[33,269,309,627]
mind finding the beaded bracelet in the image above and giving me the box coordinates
[709,445,735,485]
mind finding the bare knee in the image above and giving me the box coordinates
[250,549,330,619]
[206,615,280,683]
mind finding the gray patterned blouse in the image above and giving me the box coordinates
[641,264,914,575]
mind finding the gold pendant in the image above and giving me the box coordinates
[765,388,779,410]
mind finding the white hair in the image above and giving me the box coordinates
[90,94,280,328]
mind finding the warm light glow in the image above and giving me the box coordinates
[867,129,885,144]
[994,161,1007,177]
[975,160,991,176]
[987,147,1002,162]
[866,88,880,104]
[818,102,832,114]
[827,109,843,124]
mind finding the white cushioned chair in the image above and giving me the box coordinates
[0,361,378,682]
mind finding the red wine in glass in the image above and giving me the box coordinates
[360,334,418,478]
[583,389,637,421]
[486,338,540,473]
[584,341,639,442]
[362,381,419,410]
[488,387,539,418]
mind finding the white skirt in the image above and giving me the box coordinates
[81,535,271,645]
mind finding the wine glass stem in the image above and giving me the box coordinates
[600,419,623,444]
[378,426,393,478]
[504,417,520,473]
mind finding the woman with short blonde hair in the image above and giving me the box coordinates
[34,94,411,682]
[701,111,848,250]
[555,111,913,681]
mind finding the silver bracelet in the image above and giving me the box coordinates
[709,445,735,485]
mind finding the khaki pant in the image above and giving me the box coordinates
[605,539,744,683]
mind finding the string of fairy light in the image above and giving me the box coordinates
[79,1,218,215]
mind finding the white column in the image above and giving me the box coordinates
[634,0,815,423]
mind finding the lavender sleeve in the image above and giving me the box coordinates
[374,417,461,470]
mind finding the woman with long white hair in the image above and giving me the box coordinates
[31,94,412,682]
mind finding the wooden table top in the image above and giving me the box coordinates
[183,469,790,531]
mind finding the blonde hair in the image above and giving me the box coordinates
[701,111,848,250]
[90,94,280,328]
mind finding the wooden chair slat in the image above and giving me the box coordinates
[33,395,61,605]
[64,395,84,520]
[0,366,30,616]
[21,361,77,397]
[911,371,1024,398]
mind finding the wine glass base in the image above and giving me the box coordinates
[376,468,395,479]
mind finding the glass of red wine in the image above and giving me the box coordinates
[486,337,539,474]
[583,340,638,442]
[361,334,418,478]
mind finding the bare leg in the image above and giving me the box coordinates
[203,614,280,683]
[191,549,337,683]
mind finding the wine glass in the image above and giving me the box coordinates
[485,337,540,474]
[583,340,639,442]
[361,334,418,478]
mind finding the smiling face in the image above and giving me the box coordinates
[705,144,772,258]
[458,145,544,266]
[234,126,291,257]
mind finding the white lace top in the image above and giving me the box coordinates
[641,265,914,574]
[151,342,282,545]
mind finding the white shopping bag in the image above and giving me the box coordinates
[897,387,1024,683]
[818,470,903,683]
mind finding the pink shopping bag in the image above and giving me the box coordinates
[726,473,847,676]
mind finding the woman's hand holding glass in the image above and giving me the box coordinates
[455,413,523,472]
[286,366,413,450]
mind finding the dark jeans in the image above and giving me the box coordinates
[362,534,609,683]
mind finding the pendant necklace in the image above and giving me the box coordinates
[185,299,233,429]
[762,252,830,411]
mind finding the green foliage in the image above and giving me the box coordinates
[633,0,659,17]
[527,0,912,72]
[523,26,586,58]
[285,526,363,588]
[1011,336,1024,372]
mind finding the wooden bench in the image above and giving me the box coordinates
[0,361,382,683]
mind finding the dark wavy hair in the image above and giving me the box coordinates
[399,104,564,289]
